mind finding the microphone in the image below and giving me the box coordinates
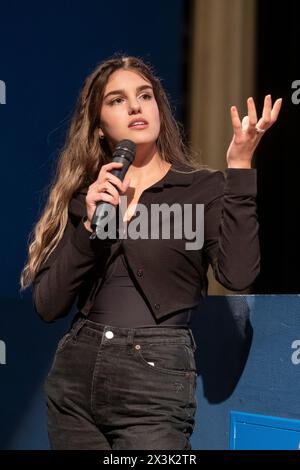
[90,139,136,239]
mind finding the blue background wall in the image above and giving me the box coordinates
[0,0,186,448]
[0,0,185,299]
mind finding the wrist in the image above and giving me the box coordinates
[227,160,252,169]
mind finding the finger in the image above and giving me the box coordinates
[97,192,118,205]
[242,115,249,130]
[106,173,126,192]
[98,162,123,179]
[94,181,108,194]
[271,98,283,122]
[263,94,272,121]
[230,106,242,136]
[104,162,124,170]
[247,97,258,129]
[99,181,120,203]
[258,94,272,129]
[256,95,282,130]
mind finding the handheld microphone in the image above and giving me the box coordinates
[91,139,136,239]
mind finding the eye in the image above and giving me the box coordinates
[108,93,153,106]
[109,97,124,106]
[140,93,153,100]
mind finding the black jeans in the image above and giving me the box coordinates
[44,314,198,450]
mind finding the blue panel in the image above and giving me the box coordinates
[188,296,300,449]
[230,411,300,450]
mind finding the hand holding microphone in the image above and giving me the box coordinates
[84,139,136,238]
[84,161,130,232]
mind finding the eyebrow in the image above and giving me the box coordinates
[103,84,153,101]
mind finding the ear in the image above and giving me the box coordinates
[98,127,105,139]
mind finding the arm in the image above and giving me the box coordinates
[203,169,260,291]
[32,192,104,323]
[203,94,282,290]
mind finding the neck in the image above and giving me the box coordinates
[126,143,170,186]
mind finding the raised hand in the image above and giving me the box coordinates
[226,95,282,168]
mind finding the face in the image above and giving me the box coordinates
[99,69,161,148]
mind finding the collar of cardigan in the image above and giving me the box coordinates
[78,162,195,195]
[153,163,195,188]
[69,163,196,219]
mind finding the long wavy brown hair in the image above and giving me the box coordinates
[19,54,202,291]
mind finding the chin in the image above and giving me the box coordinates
[110,131,159,146]
[130,133,159,145]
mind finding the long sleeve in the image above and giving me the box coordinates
[203,168,260,291]
[32,192,105,323]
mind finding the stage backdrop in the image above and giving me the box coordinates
[0,0,186,299]
[0,0,186,448]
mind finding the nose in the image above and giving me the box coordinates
[128,100,141,114]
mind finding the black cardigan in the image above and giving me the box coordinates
[32,163,260,323]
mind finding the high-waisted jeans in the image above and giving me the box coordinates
[44,313,198,450]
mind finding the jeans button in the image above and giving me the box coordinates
[154,303,160,310]
[105,331,114,339]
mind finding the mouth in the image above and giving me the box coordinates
[128,119,149,129]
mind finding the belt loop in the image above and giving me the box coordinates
[188,328,197,351]
[72,316,87,340]
[126,329,135,355]
[126,329,135,347]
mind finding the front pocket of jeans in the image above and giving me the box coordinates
[135,342,196,377]
[55,318,87,355]
[56,332,74,354]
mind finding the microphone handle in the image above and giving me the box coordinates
[91,155,131,232]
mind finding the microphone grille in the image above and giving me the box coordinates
[115,139,136,156]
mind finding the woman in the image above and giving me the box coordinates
[20,55,281,450]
